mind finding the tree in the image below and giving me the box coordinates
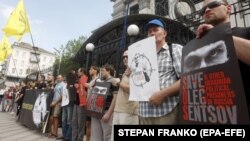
[54,36,87,77]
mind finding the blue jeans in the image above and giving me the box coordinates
[62,104,73,141]
[72,104,86,141]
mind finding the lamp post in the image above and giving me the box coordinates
[85,43,95,73]
[54,46,66,75]
[127,24,140,45]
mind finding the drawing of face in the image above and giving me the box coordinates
[184,40,228,73]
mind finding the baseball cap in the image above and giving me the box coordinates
[145,19,165,30]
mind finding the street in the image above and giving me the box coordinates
[0,112,61,141]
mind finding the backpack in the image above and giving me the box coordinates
[168,43,180,80]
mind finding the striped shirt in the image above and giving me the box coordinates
[139,43,183,117]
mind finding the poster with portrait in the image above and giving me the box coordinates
[19,89,53,132]
[128,36,160,101]
[179,22,250,124]
[86,81,111,119]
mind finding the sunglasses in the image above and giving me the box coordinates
[122,55,128,60]
[200,1,227,16]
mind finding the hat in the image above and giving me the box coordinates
[145,19,165,30]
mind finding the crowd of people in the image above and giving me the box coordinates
[0,0,249,141]
[0,74,53,116]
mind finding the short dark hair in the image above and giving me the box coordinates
[78,67,86,74]
[90,65,100,73]
[40,74,45,80]
[102,64,115,76]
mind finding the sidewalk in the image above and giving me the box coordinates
[0,112,62,141]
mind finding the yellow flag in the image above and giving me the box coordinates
[2,0,30,41]
[0,35,13,62]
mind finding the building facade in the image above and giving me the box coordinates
[4,42,56,87]
[111,0,250,28]
[74,0,250,75]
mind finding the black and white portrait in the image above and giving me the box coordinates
[32,92,48,127]
[92,86,108,95]
[183,40,229,73]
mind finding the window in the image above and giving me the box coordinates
[21,60,24,66]
[130,4,139,15]
[43,56,47,62]
[13,59,17,65]
[30,53,40,63]
[12,68,15,74]
[155,0,169,16]
[19,69,23,75]
[15,51,19,57]
[22,52,26,58]
[26,68,30,74]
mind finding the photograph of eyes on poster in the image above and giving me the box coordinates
[183,40,229,73]
[179,23,250,124]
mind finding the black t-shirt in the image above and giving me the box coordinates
[75,78,80,105]
[36,82,47,89]
[66,72,78,104]
[232,27,250,115]
[19,85,28,105]
[99,77,119,110]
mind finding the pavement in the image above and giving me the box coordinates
[0,112,62,141]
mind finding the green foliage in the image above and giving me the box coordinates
[54,36,87,76]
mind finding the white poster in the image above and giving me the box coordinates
[128,36,160,101]
[61,85,69,107]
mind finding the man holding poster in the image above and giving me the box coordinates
[196,0,250,121]
[129,19,183,125]
[179,0,250,124]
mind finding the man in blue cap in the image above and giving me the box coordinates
[139,19,183,125]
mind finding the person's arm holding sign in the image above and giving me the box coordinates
[197,24,250,66]
[149,80,180,106]
[102,78,119,123]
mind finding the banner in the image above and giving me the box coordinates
[86,81,111,119]
[179,23,250,124]
[19,89,53,132]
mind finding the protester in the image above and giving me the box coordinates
[90,64,119,141]
[85,65,99,141]
[136,19,183,125]
[111,50,138,141]
[15,80,28,118]
[48,75,64,138]
[72,68,88,141]
[58,70,77,141]
[196,0,250,117]
[36,74,47,89]
[0,85,6,108]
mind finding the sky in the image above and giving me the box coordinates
[0,0,113,53]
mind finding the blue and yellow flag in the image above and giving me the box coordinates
[0,35,13,62]
[2,0,30,41]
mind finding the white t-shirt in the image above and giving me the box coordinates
[0,89,5,96]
